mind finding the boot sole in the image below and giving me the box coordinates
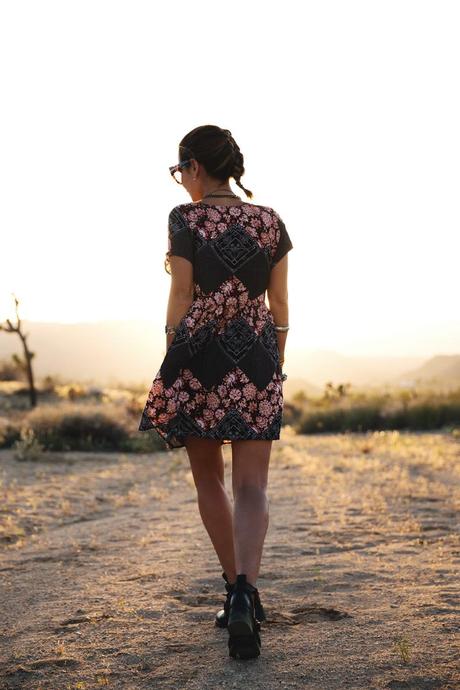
[216,615,261,631]
[228,617,261,659]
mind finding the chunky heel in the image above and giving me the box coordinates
[228,629,261,660]
[227,574,264,659]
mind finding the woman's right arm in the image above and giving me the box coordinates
[267,254,289,364]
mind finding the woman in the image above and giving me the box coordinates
[139,124,293,659]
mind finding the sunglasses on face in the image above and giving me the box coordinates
[169,159,192,184]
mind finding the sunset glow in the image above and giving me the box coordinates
[1,1,458,358]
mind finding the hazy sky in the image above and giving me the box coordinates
[1,1,458,357]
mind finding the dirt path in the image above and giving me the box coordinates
[1,429,459,689]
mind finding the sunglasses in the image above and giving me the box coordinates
[169,159,193,185]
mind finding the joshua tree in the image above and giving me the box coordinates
[0,294,37,407]
[323,381,352,401]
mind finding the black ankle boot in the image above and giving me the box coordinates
[227,574,266,659]
[215,572,266,630]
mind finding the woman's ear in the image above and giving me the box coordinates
[191,159,200,178]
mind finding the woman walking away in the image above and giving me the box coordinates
[139,124,293,659]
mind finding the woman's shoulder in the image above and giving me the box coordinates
[173,201,279,216]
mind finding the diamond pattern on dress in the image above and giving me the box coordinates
[260,321,281,367]
[140,405,283,448]
[220,316,257,360]
[207,408,264,440]
[194,244,233,294]
[234,249,271,300]
[188,340,234,390]
[189,320,217,357]
[236,340,277,390]
[214,223,260,270]
[138,408,155,432]
[166,409,206,444]
[160,315,279,392]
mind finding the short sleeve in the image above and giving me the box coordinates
[164,206,194,275]
[271,212,293,267]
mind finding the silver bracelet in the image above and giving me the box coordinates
[165,325,177,335]
[274,324,289,332]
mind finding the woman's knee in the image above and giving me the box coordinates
[233,482,268,501]
[231,440,271,490]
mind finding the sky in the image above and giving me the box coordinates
[0,1,459,358]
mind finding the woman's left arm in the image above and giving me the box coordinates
[165,206,195,351]
[165,254,194,351]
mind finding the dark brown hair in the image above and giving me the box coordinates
[179,124,253,199]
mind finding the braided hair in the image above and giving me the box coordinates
[178,125,253,199]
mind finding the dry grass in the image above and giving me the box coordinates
[0,429,459,689]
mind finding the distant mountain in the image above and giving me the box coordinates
[282,377,323,399]
[396,354,460,390]
[0,320,163,387]
[286,348,426,389]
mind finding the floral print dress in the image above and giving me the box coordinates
[138,201,293,450]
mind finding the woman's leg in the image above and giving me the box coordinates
[231,440,272,587]
[184,436,237,583]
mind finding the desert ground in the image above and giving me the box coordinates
[1,428,459,689]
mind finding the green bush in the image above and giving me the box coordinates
[341,405,384,432]
[22,403,131,452]
[295,395,460,435]
[298,405,384,434]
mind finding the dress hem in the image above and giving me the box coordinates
[138,409,282,451]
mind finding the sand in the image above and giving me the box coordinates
[1,428,459,689]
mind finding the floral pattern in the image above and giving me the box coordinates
[138,201,293,450]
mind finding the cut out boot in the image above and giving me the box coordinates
[215,572,265,630]
[227,574,266,659]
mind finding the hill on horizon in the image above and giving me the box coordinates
[0,319,458,392]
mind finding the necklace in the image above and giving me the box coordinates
[203,194,242,200]
[201,185,241,201]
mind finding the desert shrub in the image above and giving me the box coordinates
[13,402,168,453]
[404,401,460,430]
[280,401,302,427]
[23,403,131,451]
[0,417,21,448]
[0,361,22,381]
[341,404,384,432]
[298,405,383,433]
[299,407,346,433]
[13,427,45,461]
[295,394,460,434]
[124,431,167,453]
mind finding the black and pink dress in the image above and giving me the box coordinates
[138,201,293,450]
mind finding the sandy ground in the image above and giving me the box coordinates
[0,428,459,690]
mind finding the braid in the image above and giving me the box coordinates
[179,125,254,199]
[222,129,253,199]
